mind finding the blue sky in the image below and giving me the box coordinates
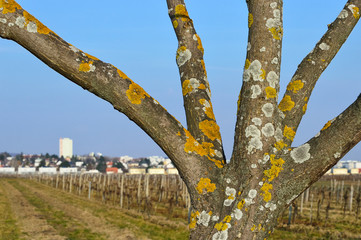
[1,0,360,160]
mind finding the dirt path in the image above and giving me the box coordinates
[0,178,188,240]
[15,179,141,240]
[2,180,66,240]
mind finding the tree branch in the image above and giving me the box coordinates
[279,0,361,147]
[278,94,361,202]
[231,0,284,172]
[166,0,226,164]
[0,0,209,187]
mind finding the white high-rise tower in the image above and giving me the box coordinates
[59,138,73,159]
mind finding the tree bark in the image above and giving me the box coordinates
[1,0,361,239]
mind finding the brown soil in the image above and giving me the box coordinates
[2,180,66,240]
[16,180,144,240]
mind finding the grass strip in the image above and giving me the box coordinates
[8,179,107,240]
[0,179,21,240]
[24,179,189,240]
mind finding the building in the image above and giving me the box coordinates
[59,138,73,159]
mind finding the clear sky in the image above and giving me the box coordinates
[1,0,360,160]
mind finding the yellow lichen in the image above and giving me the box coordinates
[126,82,150,104]
[199,99,215,120]
[184,129,223,168]
[269,27,283,40]
[351,6,360,19]
[78,61,93,72]
[195,34,204,54]
[283,125,296,141]
[117,68,129,79]
[260,182,273,202]
[251,225,256,232]
[201,60,207,76]
[175,4,189,17]
[274,140,287,151]
[263,154,285,182]
[199,84,206,90]
[23,11,53,35]
[189,211,199,229]
[84,52,99,61]
[279,95,295,112]
[199,120,221,141]
[182,80,193,96]
[172,20,178,29]
[248,13,253,28]
[260,69,266,80]
[245,59,251,69]
[0,0,21,14]
[224,215,232,223]
[196,178,216,194]
[321,120,332,131]
[302,103,307,113]
[287,80,304,93]
[177,131,181,136]
[237,199,245,209]
[265,86,277,99]
[207,156,223,168]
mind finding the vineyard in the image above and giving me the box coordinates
[0,174,360,239]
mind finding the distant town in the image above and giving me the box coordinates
[0,138,178,175]
[0,138,360,175]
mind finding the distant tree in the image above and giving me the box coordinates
[96,156,107,173]
[1,1,361,239]
[59,160,71,168]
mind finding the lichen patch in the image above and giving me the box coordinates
[126,82,150,104]
[176,46,192,67]
[348,4,360,19]
[290,144,311,163]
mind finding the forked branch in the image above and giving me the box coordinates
[279,0,361,147]
[167,0,226,165]
[0,0,207,186]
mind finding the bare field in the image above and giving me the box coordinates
[1,177,361,239]
[0,178,189,240]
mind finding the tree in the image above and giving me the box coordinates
[1,0,360,239]
[96,156,107,173]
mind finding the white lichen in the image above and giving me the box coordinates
[334,152,341,159]
[260,47,266,52]
[271,57,278,65]
[224,187,236,206]
[338,9,349,19]
[245,125,261,138]
[274,127,283,141]
[319,43,330,51]
[176,48,192,67]
[247,42,251,51]
[15,16,25,28]
[251,85,262,98]
[27,21,37,33]
[197,211,211,227]
[251,164,257,169]
[270,2,277,9]
[243,60,264,82]
[212,215,220,221]
[290,144,311,163]
[262,103,274,117]
[262,123,275,137]
[234,209,243,220]
[0,18,7,23]
[69,45,79,53]
[212,230,228,240]
[259,181,264,186]
[225,178,231,184]
[248,189,257,199]
[266,71,279,88]
[252,117,262,126]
